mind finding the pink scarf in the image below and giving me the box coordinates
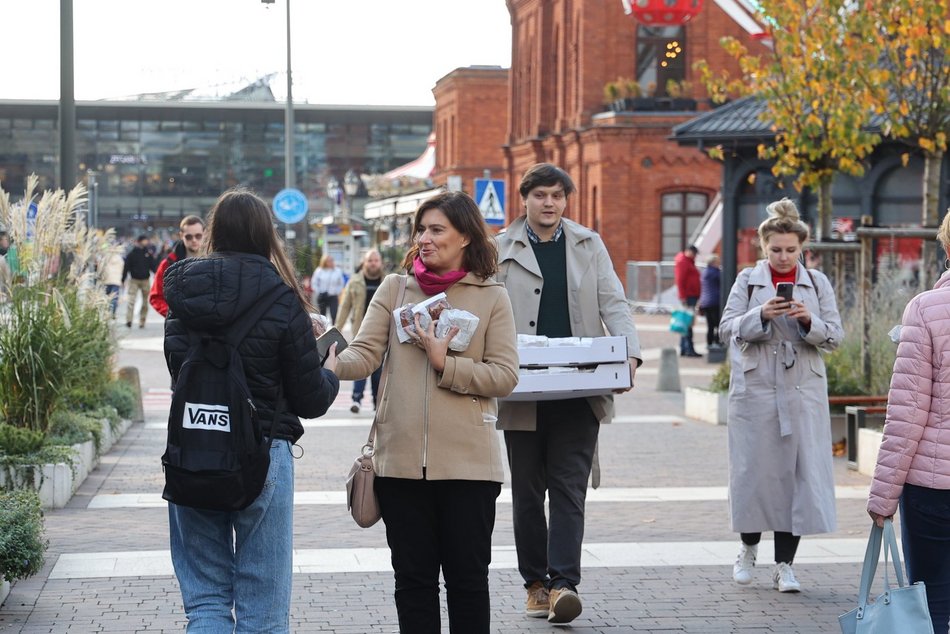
[413,256,467,295]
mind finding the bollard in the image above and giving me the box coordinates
[118,366,145,423]
[656,347,681,392]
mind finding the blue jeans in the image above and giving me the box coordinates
[901,483,950,634]
[168,439,295,634]
[104,284,120,317]
[352,365,382,407]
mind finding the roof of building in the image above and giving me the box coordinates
[672,97,774,145]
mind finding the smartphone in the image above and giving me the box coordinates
[316,326,348,365]
[776,282,794,303]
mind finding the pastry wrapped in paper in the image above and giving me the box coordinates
[435,308,480,351]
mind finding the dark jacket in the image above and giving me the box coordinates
[163,253,339,442]
[122,245,156,282]
[150,241,186,317]
[699,264,721,309]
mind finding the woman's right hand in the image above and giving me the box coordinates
[760,296,792,321]
[323,342,338,373]
[868,510,891,528]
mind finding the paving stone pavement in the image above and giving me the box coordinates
[0,307,881,633]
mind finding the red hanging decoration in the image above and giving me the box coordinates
[626,0,705,26]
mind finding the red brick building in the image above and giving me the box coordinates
[432,0,767,284]
[431,66,509,193]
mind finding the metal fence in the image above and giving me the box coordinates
[625,261,706,313]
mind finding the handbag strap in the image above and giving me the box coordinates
[364,274,407,448]
[857,519,907,616]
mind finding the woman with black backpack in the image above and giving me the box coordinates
[162,187,339,633]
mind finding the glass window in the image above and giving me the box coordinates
[661,191,708,260]
[636,25,686,96]
[876,161,923,226]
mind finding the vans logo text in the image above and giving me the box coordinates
[182,402,231,432]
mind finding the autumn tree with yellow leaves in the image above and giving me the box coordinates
[696,0,883,241]
[850,0,950,283]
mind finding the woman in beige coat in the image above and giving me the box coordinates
[333,191,519,634]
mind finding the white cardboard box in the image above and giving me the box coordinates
[505,362,632,401]
[517,336,628,367]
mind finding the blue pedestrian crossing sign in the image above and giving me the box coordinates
[474,178,505,225]
[272,188,309,224]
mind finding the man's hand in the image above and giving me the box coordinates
[613,359,637,394]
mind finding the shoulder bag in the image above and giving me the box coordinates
[345,274,407,528]
[839,518,934,634]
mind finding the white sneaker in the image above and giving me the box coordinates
[732,543,757,585]
[772,562,801,592]
[350,403,360,414]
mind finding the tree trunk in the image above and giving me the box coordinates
[816,178,833,242]
[919,149,944,291]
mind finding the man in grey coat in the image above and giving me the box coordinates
[496,163,642,624]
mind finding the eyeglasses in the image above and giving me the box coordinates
[183,233,203,241]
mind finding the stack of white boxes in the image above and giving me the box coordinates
[504,336,631,401]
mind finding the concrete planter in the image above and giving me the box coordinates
[858,428,885,477]
[0,418,132,509]
[684,386,727,425]
[0,576,9,608]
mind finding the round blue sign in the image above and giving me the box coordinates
[272,188,309,224]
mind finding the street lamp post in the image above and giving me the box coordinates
[262,0,295,190]
[343,169,360,223]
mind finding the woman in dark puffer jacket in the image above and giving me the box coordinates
[163,188,339,633]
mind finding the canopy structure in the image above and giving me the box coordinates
[362,132,436,199]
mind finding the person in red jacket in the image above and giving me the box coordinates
[674,244,702,357]
[150,215,204,317]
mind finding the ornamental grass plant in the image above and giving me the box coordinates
[0,175,119,460]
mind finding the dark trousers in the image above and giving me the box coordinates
[901,483,950,634]
[703,304,721,347]
[504,400,599,591]
[317,293,339,322]
[375,477,501,634]
[740,531,801,564]
[352,365,382,407]
[680,296,698,354]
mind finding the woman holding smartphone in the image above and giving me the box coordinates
[719,198,843,593]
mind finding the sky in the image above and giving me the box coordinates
[2,0,512,106]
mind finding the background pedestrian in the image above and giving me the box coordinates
[310,254,345,322]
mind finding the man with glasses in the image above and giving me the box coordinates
[150,215,205,318]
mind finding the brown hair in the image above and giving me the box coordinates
[758,198,809,246]
[179,215,204,230]
[518,163,576,198]
[202,187,312,311]
[401,191,498,280]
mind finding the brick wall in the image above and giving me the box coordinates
[432,67,509,194]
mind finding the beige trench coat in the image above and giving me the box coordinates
[494,216,642,432]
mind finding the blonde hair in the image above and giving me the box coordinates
[319,254,334,268]
[706,254,720,266]
[758,198,809,246]
[937,208,950,249]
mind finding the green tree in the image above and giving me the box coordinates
[696,0,882,241]
[850,0,950,284]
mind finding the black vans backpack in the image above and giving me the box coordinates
[161,284,288,511]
